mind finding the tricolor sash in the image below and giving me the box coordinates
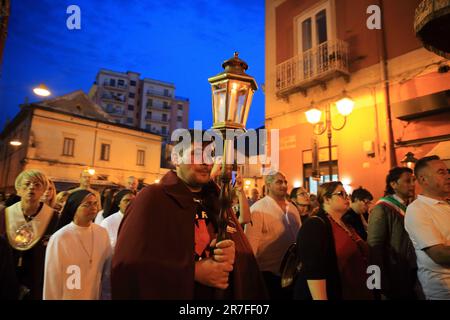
[375,196,407,217]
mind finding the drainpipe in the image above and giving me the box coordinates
[378,0,397,167]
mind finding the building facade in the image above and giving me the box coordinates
[266,0,450,198]
[91,69,190,143]
[0,91,165,193]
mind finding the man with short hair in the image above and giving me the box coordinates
[69,170,102,210]
[245,171,301,299]
[126,176,138,193]
[405,155,450,300]
[112,130,267,299]
[367,167,418,299]
[248,188,259,206]
[342,187,373,241]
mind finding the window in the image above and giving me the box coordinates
[296,1,334,76]
[100,143,110,161]
[163,101,169,109]
[177,116,183,122]
[146,111,152,120]
[145,124,151,131]
[128,104,134,111]
[127,117,133,124]
[106,104,114,112]
[162,114,167,122]
[129,92,135,99]
[161,126,167,135]
[63,138,75,156]
[164,89,170,97]
[130,80,136,86]
[147,99,153,107]
[177,104,183,110]
[109,79,116,87]
[137,150,145,166]
[297,2,332,54]
[118,79,125,87]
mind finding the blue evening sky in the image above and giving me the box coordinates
[0,0,265,130]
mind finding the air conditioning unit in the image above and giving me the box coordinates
[392,90,450,120]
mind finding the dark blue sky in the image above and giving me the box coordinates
[0,0,265,130]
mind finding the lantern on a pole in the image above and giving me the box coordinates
[208,52,258,241]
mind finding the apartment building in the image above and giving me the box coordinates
[91,69,189,143]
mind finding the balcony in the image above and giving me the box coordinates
[145,117,169,124]
[146,89,173,99]
[146,103,171,111]
[276,39,350,98]
[103,82,128,91]
[101,93,126,104]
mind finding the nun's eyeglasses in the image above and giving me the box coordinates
[80,201,98,208]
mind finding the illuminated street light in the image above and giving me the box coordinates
[305,108,322,125]
[305,94,354,181]
[87,168,96,175]
[401,152,418,169]
[9,140,22,146]
[336,92,355,116]
[33,84,51,97]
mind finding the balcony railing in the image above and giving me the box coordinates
[146,89,173,98]
[276,39,349,97]
[101,93,126,103]
[103,83,128,91]
[146,103,171,111]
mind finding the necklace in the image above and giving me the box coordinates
[327,213,354,238]
[21,202,43,222]
[74,225,94,265]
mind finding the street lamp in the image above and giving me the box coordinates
[2,139,22,192]
[33,84,51,97]
[9,140,22,146]
[208,52,257,241]
[305,93,354,181]
[401,152,418,169]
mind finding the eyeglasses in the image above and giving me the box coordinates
[362,199,373,206]
[297,192,310,197]
[80,201,98,208]
[331,191,349,199]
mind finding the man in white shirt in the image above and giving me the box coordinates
[405,155,450,300]
[245,171,301,299]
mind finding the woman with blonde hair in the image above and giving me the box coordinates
[41,180,57,208]
[0,169,59,299]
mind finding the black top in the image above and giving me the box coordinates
[0,235,20,299]
[293,210,342,300]
[342,208,367,241]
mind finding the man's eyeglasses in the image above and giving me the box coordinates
[331,191,349,199]
[362,199,373,206]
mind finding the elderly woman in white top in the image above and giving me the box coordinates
[0,169,59,299]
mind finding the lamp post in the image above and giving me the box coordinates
[401,152,418,169]
[208,52,257,242]
[305,92,354,181]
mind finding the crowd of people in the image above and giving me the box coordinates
[0,135,449,300]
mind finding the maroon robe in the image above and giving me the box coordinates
[111,171,268,299]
